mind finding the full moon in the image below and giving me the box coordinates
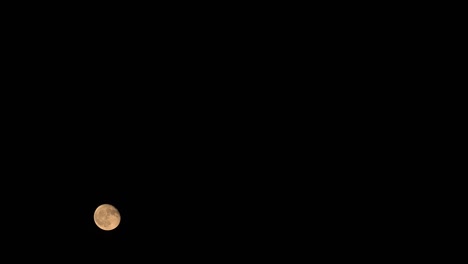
[94,204,121,231]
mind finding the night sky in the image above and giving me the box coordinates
[2,11,281,259]
[2,93,278,261]
[0,5,293,261]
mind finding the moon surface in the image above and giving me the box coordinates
[94,204,121,231]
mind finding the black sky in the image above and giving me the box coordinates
[2,90,278,261]
[2,8,284,259]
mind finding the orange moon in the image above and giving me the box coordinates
[94,204,121,231]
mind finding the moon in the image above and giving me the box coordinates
[94,204,121,231]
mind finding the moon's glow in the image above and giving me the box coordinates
[94,204,121,231]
